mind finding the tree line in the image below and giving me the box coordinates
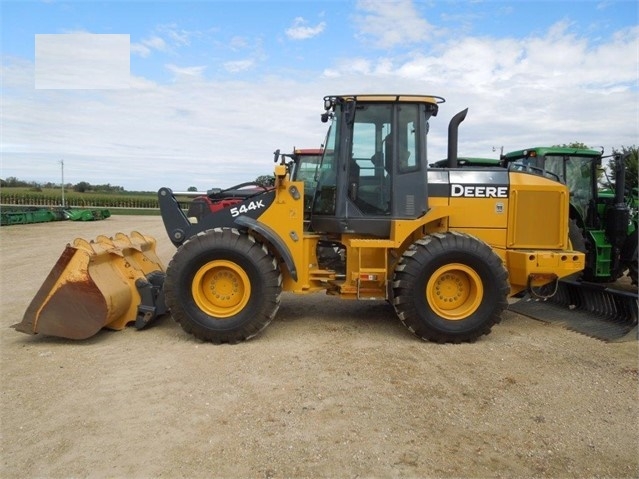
[1,177,126,193]
[610,145,638,192]
[0,176,273,193]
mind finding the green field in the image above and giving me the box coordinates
[0,188,201,216]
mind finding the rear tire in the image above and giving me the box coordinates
[392,232,509,343]
[623,231,638,285]
[568,219,587,253]
[165,228,282,343]
[628,253,638,286]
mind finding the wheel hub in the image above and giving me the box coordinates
[426,264,483,320]
[433,272,468,305]
[192,260,251,318]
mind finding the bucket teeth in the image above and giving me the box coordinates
[13,232,166,340]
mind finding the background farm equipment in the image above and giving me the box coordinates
[502,146,637,285]
[185,148,322,223]
[1,206,111,226]
[501,147,637,340]
[64,208,111,221]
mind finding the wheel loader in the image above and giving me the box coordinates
[14,94,586,343]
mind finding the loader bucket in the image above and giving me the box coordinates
[13,232,167,340]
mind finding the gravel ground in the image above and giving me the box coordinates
[1,215,637,479]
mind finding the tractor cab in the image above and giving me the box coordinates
[310,95,443,237]
[289,148,322,221]
[502,147,603,230]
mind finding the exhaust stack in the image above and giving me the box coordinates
[447,108,468,168]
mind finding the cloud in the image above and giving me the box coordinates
[318,20,637,159]
[132,35,168,58]
[35,34,130,89]
[354,0,437,48]
[326,21,638,94]
[130,43,151,58]
[229,36,249,50]
[165,64,206,79]
[219,37,266,74]
[285,17,326,40]
[0,74,330,191]
[596,1,615,11]
[131,26,199,58]
[144,35,169,51]
[223,59,255,73]
[158,24,193,47]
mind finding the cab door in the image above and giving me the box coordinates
[391,102,428,218]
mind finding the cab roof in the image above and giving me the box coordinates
[326,94,445,105]
[503,146,602,160]
[430,157,501,168]
[293,148,323,155]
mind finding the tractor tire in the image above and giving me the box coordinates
[392,232,509,343]
[164,228,282,344]
[568,218,602,282]
[628,251,638,286]
[623,230,638,285]
[568,219,587,253]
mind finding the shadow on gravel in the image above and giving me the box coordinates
[274,293,411,340]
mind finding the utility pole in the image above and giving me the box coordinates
[60,160,65,207]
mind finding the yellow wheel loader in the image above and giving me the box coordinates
[15,94,585,343]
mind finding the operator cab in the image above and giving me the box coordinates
[310,95,443,237]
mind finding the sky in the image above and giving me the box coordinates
[1,0,638,192]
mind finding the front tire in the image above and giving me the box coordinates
[392,232,509,343]
[164,228,282,343]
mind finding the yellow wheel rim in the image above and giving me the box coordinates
[426,263,483,320]
[191,260,251,318]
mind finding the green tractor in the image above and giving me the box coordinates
[500,147,637,340]
[501,147,637,286]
